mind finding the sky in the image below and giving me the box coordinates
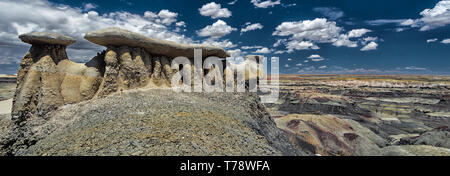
[0,0,449,75]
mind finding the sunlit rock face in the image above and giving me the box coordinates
[12,28,234,125]
[13,32,103,123]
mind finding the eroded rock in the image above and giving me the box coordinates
[84,27,230,58]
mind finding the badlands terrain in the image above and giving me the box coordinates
[1,74,449,156]
[266,74,450,156]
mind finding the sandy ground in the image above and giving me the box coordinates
[0,99,12,115]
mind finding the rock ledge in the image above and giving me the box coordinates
[85,27,229,58]
[19,32,76,46]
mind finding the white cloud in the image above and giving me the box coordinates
[319,65,327,69]
[360,42,378,51]
[227,48,247,58]
[427,38,438,43]
[203,39,237,49]
[442,38,450,44]
[240,23,263,34]
[0,0,191,63]
[273,39,287,47]
[365,19,407,26]
[308,54,324,61]
[197,20,237,39]
[274,50,286,54]
[157,9,178,25]
[175,21,186,27]
[399,1,450,31]
[199,2,232,19]
[286,40,319,52]
[287,58,292,61]
[251,0,280,8]
[362,36,378,44]
[296,63,302,66]
[143,9,181,26]
[284,64,290,68]
[313,7,344,20]
[228,0,238,5]
[241,45,263,50]
[273,18,374,52]
[347,28,371,38]
[405,66,427,71]
[253,47,272,54]
[83,3,97,11]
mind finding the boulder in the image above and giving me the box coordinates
[84,27,230,58]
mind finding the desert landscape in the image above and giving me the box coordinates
[1,70,449,156]
[265,74,450,156]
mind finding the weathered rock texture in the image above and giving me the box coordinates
[85,27,229,58]
[12,32,102,124]
[2,28,284,156]
[11,28,234,126]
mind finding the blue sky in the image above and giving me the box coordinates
[0,0,449,75]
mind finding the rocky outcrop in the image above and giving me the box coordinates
[85,27,229,58]
[12,32,102,124]
[6,90,304,156]
[398,126,450,149]
[2,28,284,156]
[376,145,450,156]
[10,28,234,126]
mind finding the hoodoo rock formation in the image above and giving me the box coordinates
[2,27,295,156]
[11,28,232,125]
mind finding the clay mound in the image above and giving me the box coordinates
[9,90,304,156]
[19,32,76,46]
[85,27,230,58]
[274,114,387,156]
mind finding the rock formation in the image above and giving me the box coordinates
[11,28,232,125]
[2,28,289,156]
[12,32,103,124]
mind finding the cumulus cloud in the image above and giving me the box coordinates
[313,7,344,20]
[156,9,178,25]
[386,1,450,31]
[273,18,374,52]
[197,20,237,39]
[427,38,438,43]
[285,40,319,52]
[347,28,372,38]
[240,23,263,34]
[202,39,237,49]
[318,65,327,69]
[83,3,97,11]
[442,38,450,44]
[0,0,190,64]
[251,0,280,8]
[360,42,378,51]
[253,47,272,54]
[199,2,232,19]
[308,54,325,61]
